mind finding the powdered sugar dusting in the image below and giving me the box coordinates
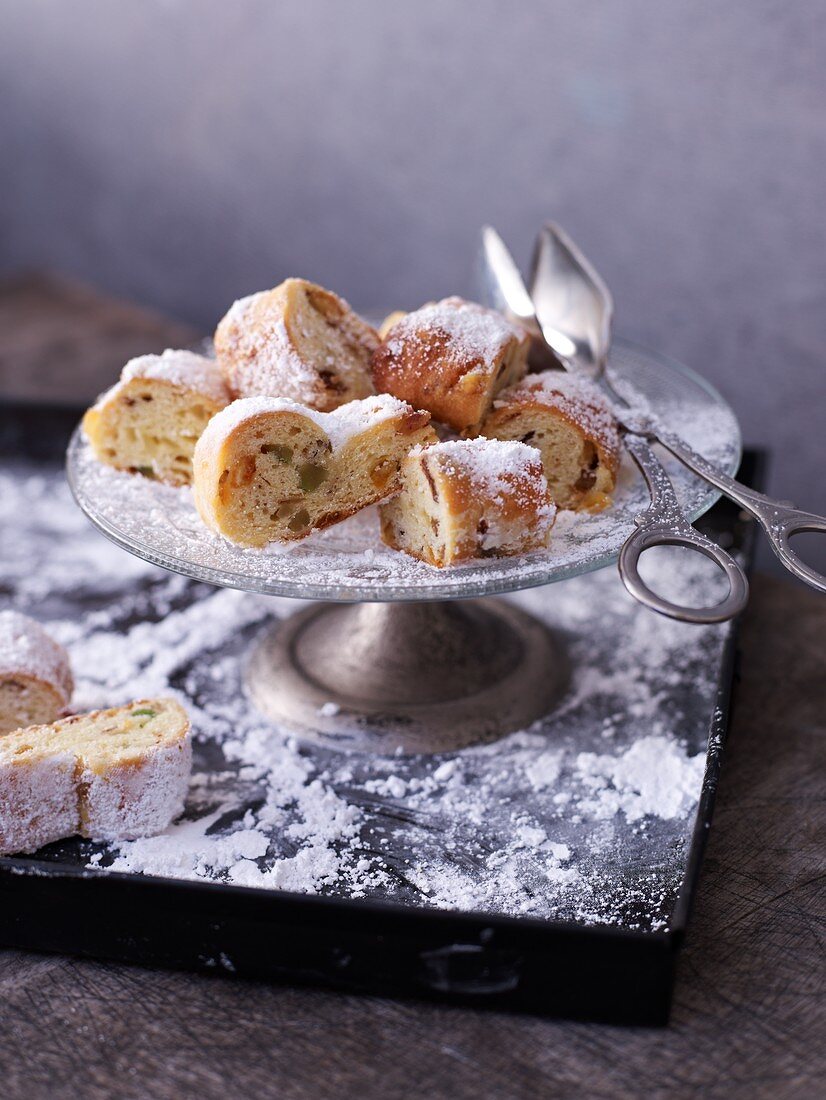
[574,736,706,823]
[415,437,557,535]
[120,348,230,406]
[386,297,525,369]
[221,292,261,333]
[80,715,192,843]
[2,339,742,929]
[217,292,322,403]
[67,437,712,601]
[193,393,416,471]
[320,393,415,452]
[0,700,191,853]
[424,436,544,488]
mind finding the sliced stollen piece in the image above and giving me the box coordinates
[0,698,191,856]
[371,297,530,435]
[83,348,230,485]
[193,394,436,547]
[379,438,556,568]
[481,371,621,512]
[0,611,73,735]
[215,278,379,410]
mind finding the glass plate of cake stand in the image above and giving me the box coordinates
[67,340,741,755]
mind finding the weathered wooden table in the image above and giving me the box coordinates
[0,277,823,1099]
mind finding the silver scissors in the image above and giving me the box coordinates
[480,223,826,623]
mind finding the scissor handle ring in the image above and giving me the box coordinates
[618,523,750,624]
[767,512,826,594]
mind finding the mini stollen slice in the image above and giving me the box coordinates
[193,393,436,547]
[215,278,379,410]
[83,348,231,486]
[0,610,73,736]
[0,698,191,856]
[481,371,621,511]
[371,297,530,435]
[379,438,556,567]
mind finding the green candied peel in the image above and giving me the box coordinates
[131,708,158,719]
[288,508,311,532]
[299,463,328,492]
[261,443,293,463]
[136,465,156,479]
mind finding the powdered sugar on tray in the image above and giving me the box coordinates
[574,736,706,823]
[0,445,736,930]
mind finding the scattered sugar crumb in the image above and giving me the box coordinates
[525,750,563,790]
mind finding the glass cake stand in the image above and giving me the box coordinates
[67,340,741,754]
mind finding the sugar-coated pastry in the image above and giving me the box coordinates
[83,348,230,485]
[0,611,73,736]
[215,278,379,411]
[0,698,191,855]
[193,394,436,547]
[481,371,621,511]
[378,310,407,340]
[379,438,556,567]
[371,297,530,435]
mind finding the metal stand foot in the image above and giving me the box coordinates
[246,598,569,754]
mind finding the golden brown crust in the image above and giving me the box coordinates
[485,398,619,474]
[371,298,529,435]
[395,406,432,435]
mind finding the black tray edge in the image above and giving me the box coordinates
[670,449,766,939]
[0,860,675,1024]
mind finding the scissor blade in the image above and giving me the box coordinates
[477,226,564,371]
[478,226,537,323]
[530,223,612,377]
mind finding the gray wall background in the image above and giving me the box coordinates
[1,1,824,572]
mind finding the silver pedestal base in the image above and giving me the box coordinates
[246,599,569,754]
